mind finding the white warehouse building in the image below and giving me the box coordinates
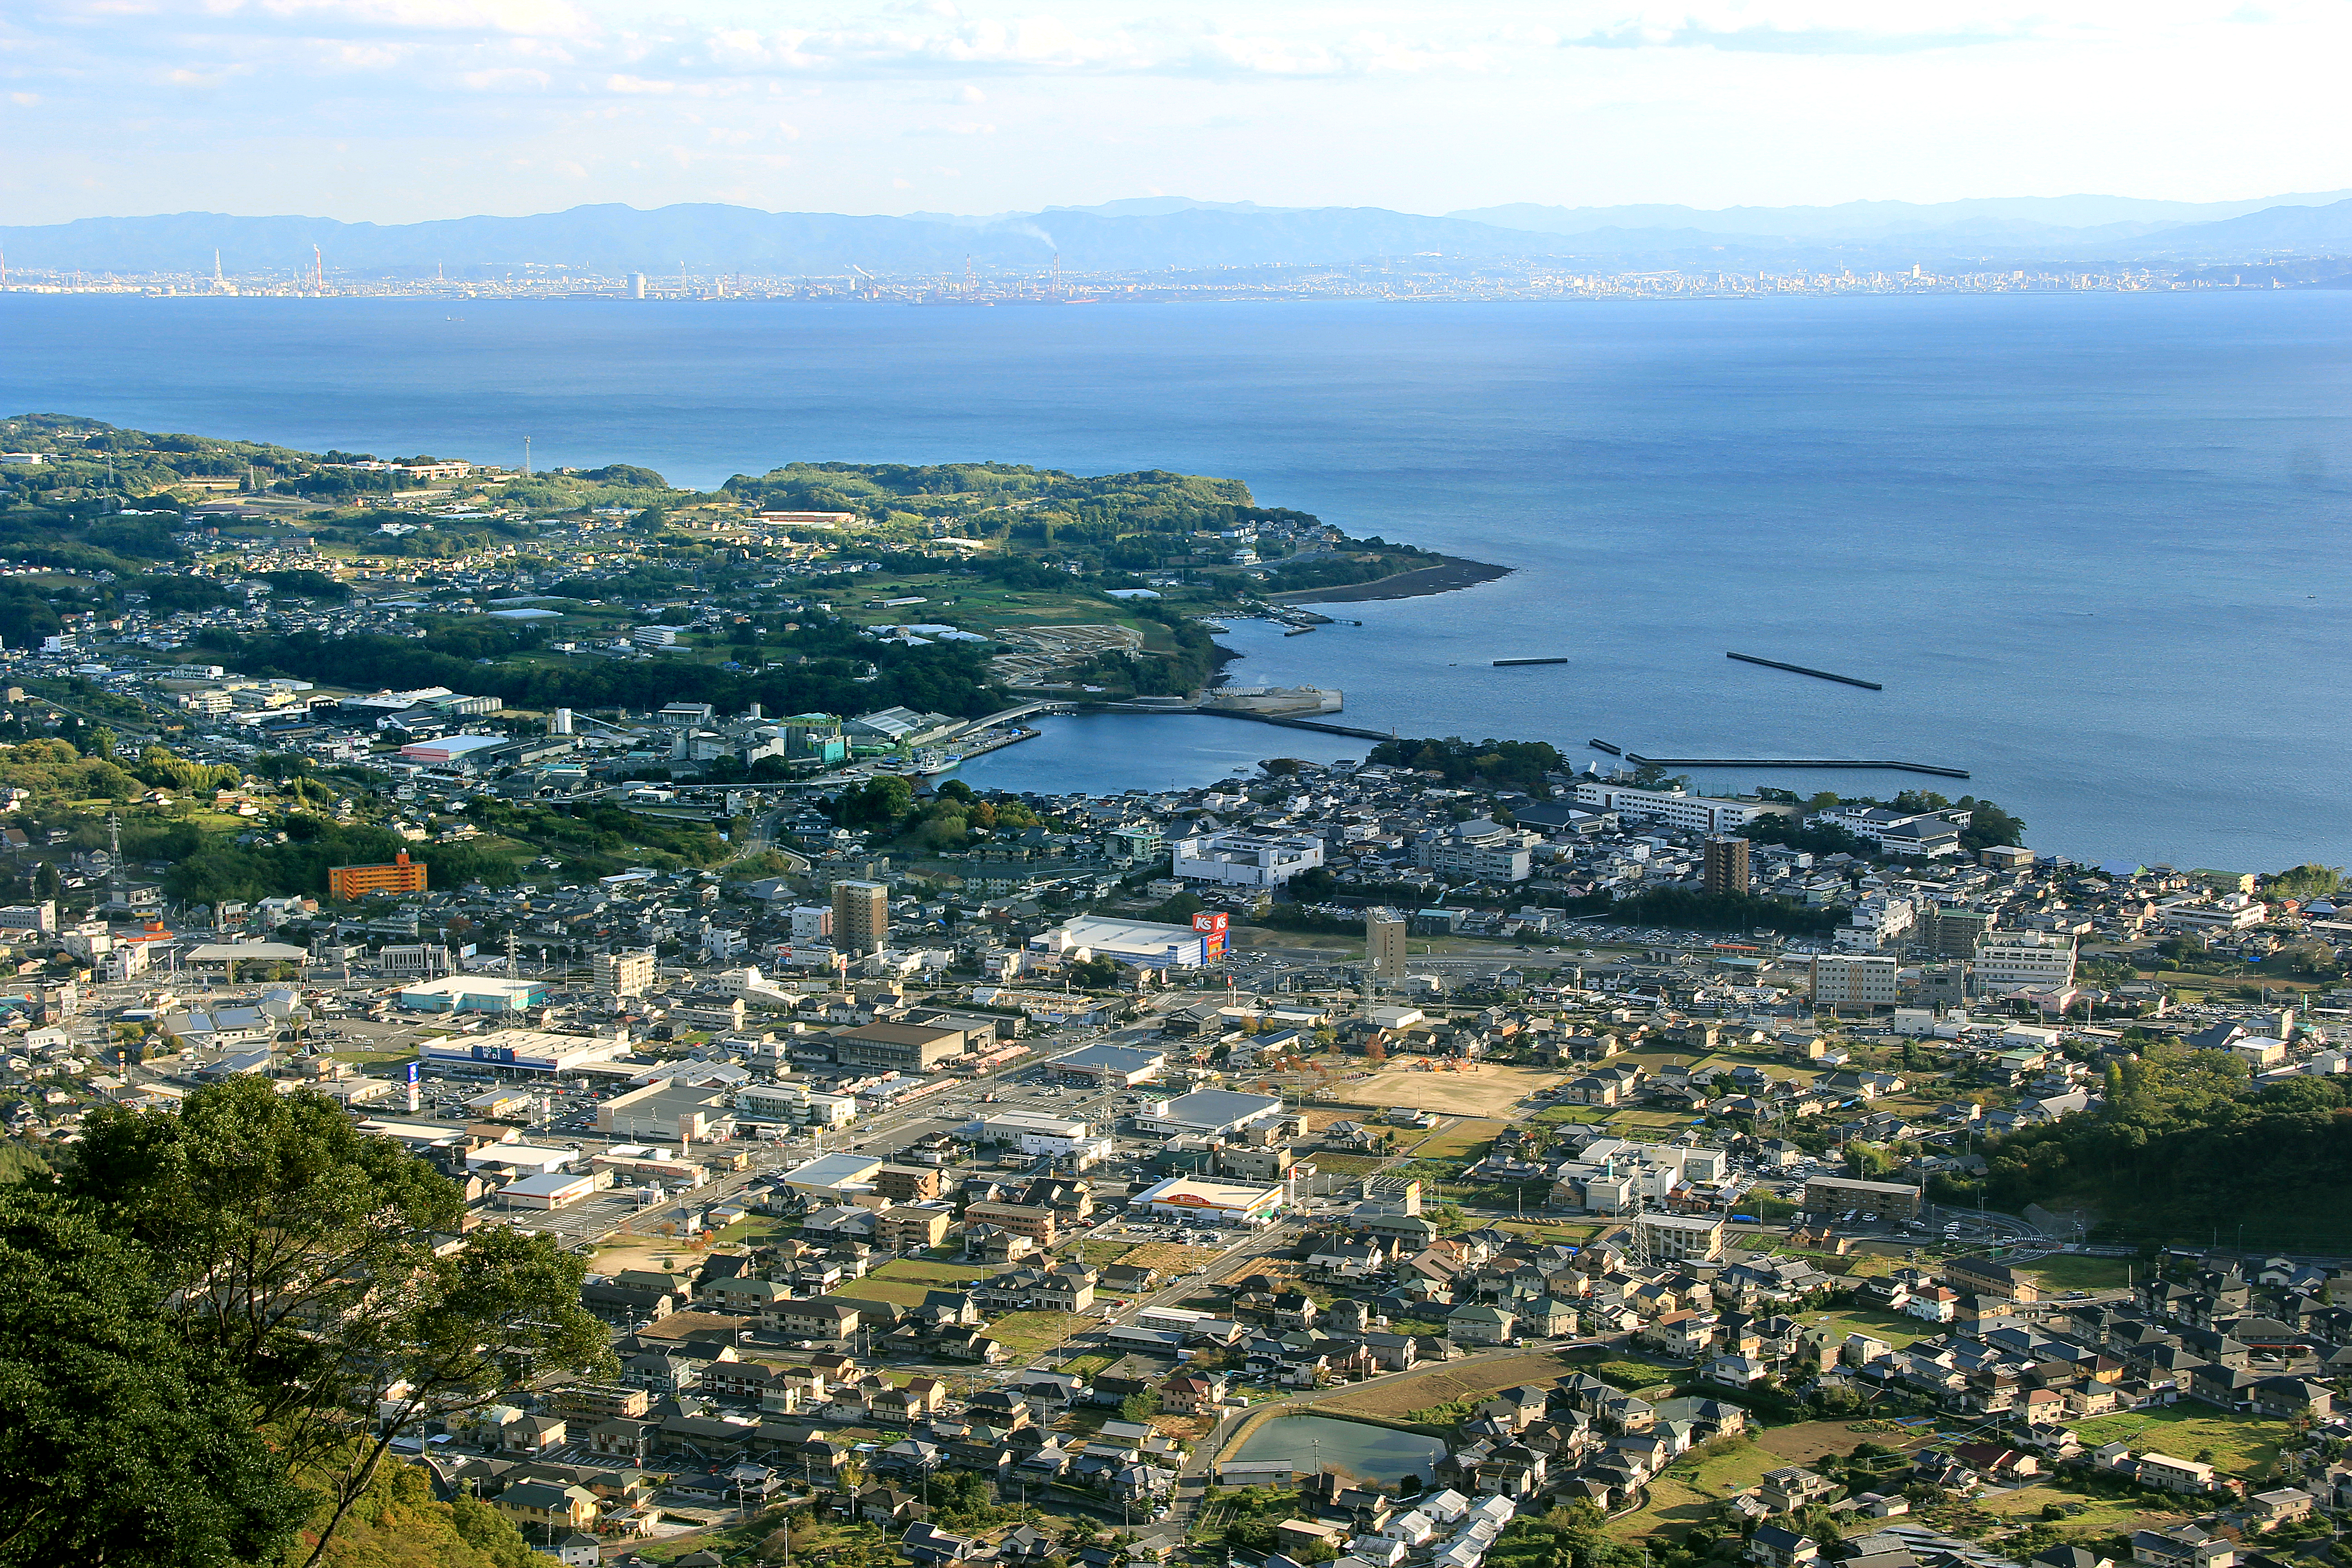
[1171,831,1325,888]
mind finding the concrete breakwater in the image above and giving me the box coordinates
[1623,750,1968,779]
[1726,651,1883,690]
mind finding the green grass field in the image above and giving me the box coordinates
[2069,1407,2291,1475]
[871,1258,995,1284]
[1409,1121,1503,1159]
[2018,1255,2133,1292]
[1797,1305,1937,1350]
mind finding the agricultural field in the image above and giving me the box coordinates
[1319,1351,1581,1418]
[1349,1063,1573,1117]
[1754,1418,1937,1465]
[2069,1407,2292,1475]
[1123,1243,1229,1274]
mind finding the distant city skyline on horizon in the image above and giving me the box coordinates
[2,0,2347,226]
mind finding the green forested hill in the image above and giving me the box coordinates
[1939,1042,2352,1250]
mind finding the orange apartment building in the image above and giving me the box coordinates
[328,849,428,902]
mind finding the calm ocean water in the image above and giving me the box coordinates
[4,291,2349,868]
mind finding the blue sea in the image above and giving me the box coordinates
[5,290,2350,869]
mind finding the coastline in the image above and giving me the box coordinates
[1265,554,1513,605]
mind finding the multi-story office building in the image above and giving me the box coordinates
[831,880,890,956]
[1811,954,1899,1009]
[1929,908,1994,958]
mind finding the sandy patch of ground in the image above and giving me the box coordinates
[1348,1062,1573,1117]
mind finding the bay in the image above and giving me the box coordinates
[4,291,2348,867]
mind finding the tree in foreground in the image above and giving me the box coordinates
[0,1190,313,1566]
[52,1077,612,1567]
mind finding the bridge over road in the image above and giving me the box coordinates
[946,701,1075,738]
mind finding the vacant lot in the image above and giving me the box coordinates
[1970,1485,2185,1542]
[986,1311,1084,1361]
[2070,1407,2290,1475]
[1321,1351,1580,1418]
[1350,1063,1573,1117]
[1608,1436,1781,1541]
[1061,1239,1135,1266]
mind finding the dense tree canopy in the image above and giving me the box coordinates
[0,1079,615,1568]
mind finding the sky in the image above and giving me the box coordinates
[1,0,2348,225]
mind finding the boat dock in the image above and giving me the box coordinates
[1623,750,1968,779]
[1727,652,1882,690]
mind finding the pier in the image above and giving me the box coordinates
[1726,652,1882,690]
[1623,750,1968,779]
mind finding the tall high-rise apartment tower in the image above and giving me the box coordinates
[1702,836,1750,896]
[1366,907,1408,982]
[832,880,891,956]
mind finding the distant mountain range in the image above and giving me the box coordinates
[8,191,2352,278]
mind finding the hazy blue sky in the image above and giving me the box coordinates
[2,0,2344,223]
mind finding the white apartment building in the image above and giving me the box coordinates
[592,948,657,998]
[1835,894,1918,952]
[1813,954,1900,1008]
[1638,1212,1727,1262]
[1416,819,1535,882]
[631,625,681,648]
[1569,782,1777,834]
[1971,931,2078,994]
[1172,831,1325,888]
[789,906,833,942]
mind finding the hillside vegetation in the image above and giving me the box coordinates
[1937,1042,2352,1250]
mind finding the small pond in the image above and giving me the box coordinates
[1229,1414,1450,1485]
